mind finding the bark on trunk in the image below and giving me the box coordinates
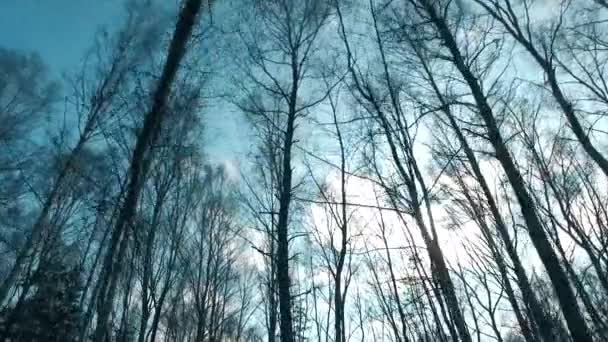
[276,103,296,342]
[421,1,593,340]
[93,1,204,340]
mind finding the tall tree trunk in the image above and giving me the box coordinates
[332,96,348,342]
[276,96,296,342]
[93,1,204,340]
[342,3,472,339]
[419,1,593,340]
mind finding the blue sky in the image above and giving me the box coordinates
[0,1,125,77]
[0,0,249,168]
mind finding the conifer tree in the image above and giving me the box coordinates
[1,244,83,342]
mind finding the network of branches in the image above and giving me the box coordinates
[0,0,607,341]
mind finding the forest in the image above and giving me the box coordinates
[0,0,607,341]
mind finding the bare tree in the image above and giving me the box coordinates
[3,1,608,341]
[0,1,163,308]
[336,1,473,340]
[395,0,593,340]
[236,1,332,341]
[472,0,608,180]
[93,1,206,340]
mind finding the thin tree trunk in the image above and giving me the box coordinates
[339,3,472,339]
[0,138,86,307]
[137,195,166,342]
[437,99,551,342]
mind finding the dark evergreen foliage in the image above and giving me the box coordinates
[0,246,83,341]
